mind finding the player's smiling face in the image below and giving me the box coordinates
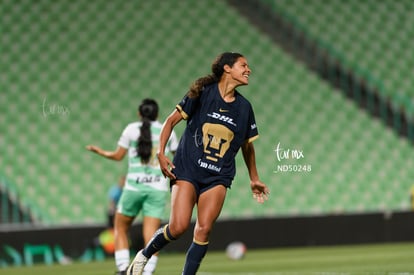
[229,57,251,86]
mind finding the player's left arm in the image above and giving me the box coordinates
[157,109,183,179]
[241,140,270,203]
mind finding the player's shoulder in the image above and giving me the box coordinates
[122,121,141,134]
[202,83,218,97]
[200,82,216,90]
[125,121,141,129]
[151,120,163,129]
[235,91,253,108]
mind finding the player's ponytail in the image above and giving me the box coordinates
[188,52,243,98]
[137,99,159,164]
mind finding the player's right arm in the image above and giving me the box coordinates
[157,109,183,179]
[86,145,127,161]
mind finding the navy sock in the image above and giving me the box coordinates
[142,225,176,258]
[182,240,209,275]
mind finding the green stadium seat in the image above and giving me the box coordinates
[2,0,414,224]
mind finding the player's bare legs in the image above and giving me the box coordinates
[127,181,197,275]
[142,216,161,244]
[182,184,227,274]
[168,180,197,237]
[194,184,227,242]
[114,213,134,272]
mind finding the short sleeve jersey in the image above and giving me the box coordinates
[174,82,258,183]
[118,120,179,191]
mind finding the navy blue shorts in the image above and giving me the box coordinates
[170,174,232,197]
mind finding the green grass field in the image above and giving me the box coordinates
[1,242,414,275]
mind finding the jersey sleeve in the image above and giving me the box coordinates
[117,124,133,149]
[246,104,259,143]
[176,94,200,120]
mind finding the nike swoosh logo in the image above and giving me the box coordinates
[219,108,229,112]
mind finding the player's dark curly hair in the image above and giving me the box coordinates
[137,99,158,164]
[188,52,244,98]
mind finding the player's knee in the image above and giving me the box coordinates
[169,221,190,238]
[194,224,212,241]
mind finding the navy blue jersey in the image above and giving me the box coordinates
[173,82,259,185]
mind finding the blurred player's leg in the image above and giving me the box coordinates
[114,213,134,273]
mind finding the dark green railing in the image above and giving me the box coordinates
[0,175,35,224]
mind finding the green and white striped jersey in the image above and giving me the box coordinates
[118,121,178,191]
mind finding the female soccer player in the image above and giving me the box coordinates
[86,99,178,275]
[127,52,270,275]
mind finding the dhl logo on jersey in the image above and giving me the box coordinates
[207,112,237,126]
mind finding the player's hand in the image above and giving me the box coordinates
[86,145,100,154]
[157,153,176,180]
[250,180,270,204]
